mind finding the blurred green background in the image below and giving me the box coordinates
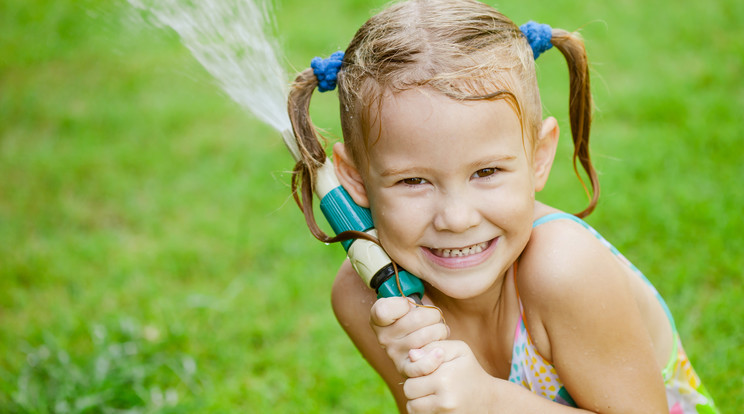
[1,0,742,412]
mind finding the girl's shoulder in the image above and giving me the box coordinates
[514,209,671,409]
[516,208,638,361]
[520,209,622,289]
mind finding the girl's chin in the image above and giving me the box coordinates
[423,273,502,301]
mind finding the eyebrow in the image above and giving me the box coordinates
[464,155,517,171]
[379,155,517,177]
[380,166,433,178]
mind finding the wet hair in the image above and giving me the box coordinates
[288,0,598,244]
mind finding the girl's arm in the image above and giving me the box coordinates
[331,260,412,412]
[334,261,607,414]
[397,338,597,413]
[332,260,451,412]
[516,218,670,413]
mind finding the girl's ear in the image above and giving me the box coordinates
[533,116,560,192]
[332,142,370,208]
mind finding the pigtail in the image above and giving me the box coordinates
[287,68,336,243]
[287,68,374,246]
[551,29,599,218]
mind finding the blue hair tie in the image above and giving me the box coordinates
[311,51,344,92]
[520,21,553,59]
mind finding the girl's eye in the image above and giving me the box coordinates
[401,177,427,186]
[472,168,497,179]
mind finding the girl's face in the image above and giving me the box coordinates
[336,88,556,300]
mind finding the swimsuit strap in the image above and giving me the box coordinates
[532,212,583,228]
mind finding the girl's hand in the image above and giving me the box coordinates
[403,340,499,413]
[369,297,449,375]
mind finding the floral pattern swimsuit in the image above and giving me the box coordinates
[507,213,718,413]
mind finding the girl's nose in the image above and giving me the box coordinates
[432,194,481,233]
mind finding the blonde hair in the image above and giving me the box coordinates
[288,0,598,242]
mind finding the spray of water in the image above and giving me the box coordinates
[129,0,422,302]
[129,0,292,133]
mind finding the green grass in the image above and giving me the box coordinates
[1,0,742,412]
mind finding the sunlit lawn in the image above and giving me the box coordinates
[1,0,742,412]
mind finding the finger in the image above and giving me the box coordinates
[370,301,445,342]
[369,297,413,327]
[418,340,469,363]
[405,305,446,331]
[376,323,447,374]
[385,304,446,336]
[372,308,448,361]
[400,340,469,376]
[402,375,434,401]
[404,346,445,378]
[402,320,449,350]
[406,395,439,414]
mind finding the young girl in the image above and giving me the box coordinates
[288,0,717,412]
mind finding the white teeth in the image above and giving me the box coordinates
[433,241,489,258]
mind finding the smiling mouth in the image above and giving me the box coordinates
[429,240,491,258]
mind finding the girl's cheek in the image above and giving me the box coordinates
[383,200,429,225]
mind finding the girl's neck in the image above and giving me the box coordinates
[425,263,514,327]
[425,264,519,379]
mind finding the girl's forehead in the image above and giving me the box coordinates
[374,88,520,134]
[365,88,528,162]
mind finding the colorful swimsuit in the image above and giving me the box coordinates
[507,213,718,413]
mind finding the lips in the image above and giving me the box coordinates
[430,241,490,258]
[423,238,497,269]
